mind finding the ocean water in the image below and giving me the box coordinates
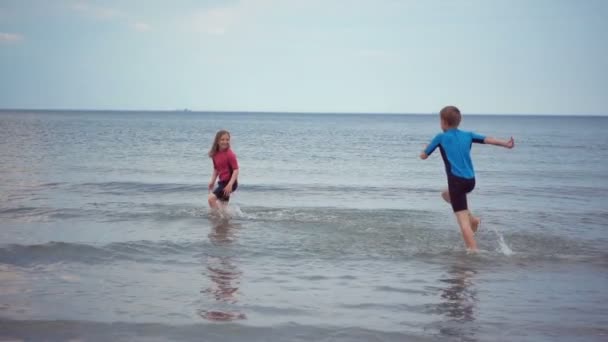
[1,110,607,341]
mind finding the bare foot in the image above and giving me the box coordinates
[470,216,481,233]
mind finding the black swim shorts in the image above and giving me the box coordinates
[213,181,238,202]
[447,175,475,212]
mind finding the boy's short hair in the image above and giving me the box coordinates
[440,106,461,128]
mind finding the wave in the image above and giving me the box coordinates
[3,201,607,228]
[0,203,213,222]
[61,181,440,196]
[77,181,204,195]
[1,231,606,268]
[10,180,604,214]
[0,206,100,220]
[0,200,435,223]
[0,319,428,342]
[0,240,208,266]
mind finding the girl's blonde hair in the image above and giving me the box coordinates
[208,130,231,158]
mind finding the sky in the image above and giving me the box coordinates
[0,0,607,115]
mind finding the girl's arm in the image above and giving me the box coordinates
[208,169,218,192]
[484,136,515,149]
[227,169,239,187]
[223,169,239,195]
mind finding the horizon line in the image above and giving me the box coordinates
[0,107,605,117]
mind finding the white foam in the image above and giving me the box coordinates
[225,204,249,218]
[489,225,513,256]
[209,203,251,220]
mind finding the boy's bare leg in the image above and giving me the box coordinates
[470,214,480,233]
[441,189,450,203]
[442,190,480,233]
[455,210,478,251]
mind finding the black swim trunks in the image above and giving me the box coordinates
[213,181,238,202]
[447,175,475,212]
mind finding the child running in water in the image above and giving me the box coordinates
[208,130,239,210]
[420,106,514,251]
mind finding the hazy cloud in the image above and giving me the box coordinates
[70,1,152,33]
[187,6,239,35]
[133,22,152,32]
[70,1,125,20]
[185,0,277,35]
[357,49,399,62]
[0,32,24,43]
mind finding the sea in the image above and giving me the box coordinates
[1,110,607,341]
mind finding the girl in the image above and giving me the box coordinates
[208,130,239,210]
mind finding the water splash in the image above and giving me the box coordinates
[489,225,513,256]
[208,204,250,220]
[226,204,248,218]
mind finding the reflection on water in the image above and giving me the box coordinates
[439,265,476,321]
[436,259,478,341]
[198,214,246,321]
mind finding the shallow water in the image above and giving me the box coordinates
[1,110,607,341]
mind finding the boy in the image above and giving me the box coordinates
[420,106,514,251]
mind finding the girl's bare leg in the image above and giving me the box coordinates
[218,200,229,211]
[208,193,219,210]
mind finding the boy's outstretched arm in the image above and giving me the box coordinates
[420,145,429,159]
[484,136,515,149]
